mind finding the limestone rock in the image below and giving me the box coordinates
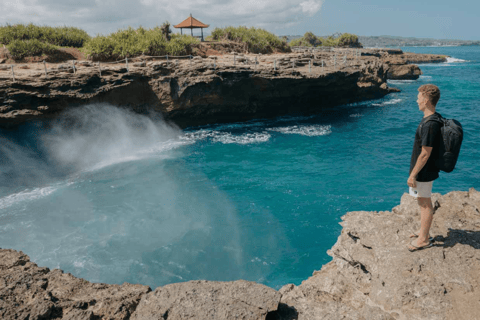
[278,188,480,320]
[131,280,281,320]
[387,64,423,80]
[2,189,480,319]
[76,61,92,67]
[0,249,151,320]
[0,50,446,129]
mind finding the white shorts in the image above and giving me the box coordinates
[409,180,434,198]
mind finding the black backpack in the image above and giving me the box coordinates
[425,115,463,173]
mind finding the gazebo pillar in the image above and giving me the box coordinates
[180,28,183,35]
[191,28,193,36]
[201,28,204,41]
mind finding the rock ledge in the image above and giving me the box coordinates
[2,188,478,320]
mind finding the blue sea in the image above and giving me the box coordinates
[1,46,479,290]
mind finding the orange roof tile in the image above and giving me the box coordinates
[174,15,209,28]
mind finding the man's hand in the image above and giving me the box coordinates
[407,176,417,188]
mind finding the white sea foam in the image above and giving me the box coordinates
[213,132,271,144]
[181,130,271,145]
[0,186,57,210]
[446,57,467,63]
[419,75,432,79]
[349,113,363,118]
[267,125,332,137]
[372,98,403,106]
[387,79,417,84]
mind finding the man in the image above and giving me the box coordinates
[407,84,443,252]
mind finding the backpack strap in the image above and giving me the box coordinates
[422,114,445,128]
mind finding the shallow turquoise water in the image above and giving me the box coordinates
[1,46,479,290]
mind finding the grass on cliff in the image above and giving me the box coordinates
[0,23,90,47]
[6,39,58,60]
[0,23,90,60]
[209,26,290,54]
[81,27,200,61]
[289,32,362,48]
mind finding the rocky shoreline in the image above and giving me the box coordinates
[0,49,447,129]
[2,188,479,320]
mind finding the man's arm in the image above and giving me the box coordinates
[408,146,432,186]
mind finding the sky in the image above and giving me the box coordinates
[1,0,479,40]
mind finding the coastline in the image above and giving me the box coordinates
[0,48,446,129]
[2,188,480,319]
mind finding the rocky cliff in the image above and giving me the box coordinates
[2,188,479,320]
[0,49,445,129]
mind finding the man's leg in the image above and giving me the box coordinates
[412,197,434,247]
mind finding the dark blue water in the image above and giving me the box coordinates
[1,46,479,290]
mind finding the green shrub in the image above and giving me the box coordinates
[322,36,338,47]
[288,32,361,48]
[210,26,289,53]
[336,33,361,47]
[81,26,199,61]
[0,23,90,47]
[6,39,58,59]
[289,32,323,47]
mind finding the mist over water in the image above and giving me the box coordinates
[1,47,480,289]
[0,104,286,287]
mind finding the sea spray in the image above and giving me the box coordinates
[0,104,285,288]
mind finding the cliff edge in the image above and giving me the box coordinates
[2,188,479,320]
[279,188,480,320]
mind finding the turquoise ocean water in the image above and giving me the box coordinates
[1,46,479,290]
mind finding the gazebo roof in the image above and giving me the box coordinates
[174,14,209,29]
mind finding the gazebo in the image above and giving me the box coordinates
[174,14,209,41]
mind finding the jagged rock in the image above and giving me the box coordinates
[0,50,445,129]
[132,61,146,67]
[0,249,151,320]
[2,189,480,319]
[149,62,166,70]
[0,65,9,70]
[278,188,480,320]
[387,64,423,80]
[76,61,92,67]
[0,250,280,320]
[131,280,281,320]
[0,58,5,64]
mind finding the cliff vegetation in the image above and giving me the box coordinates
[288,32,362,48]
[81,25,199,61]
[208,26,291,54]
[0,23,90,60]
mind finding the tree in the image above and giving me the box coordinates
[161,21,172,41]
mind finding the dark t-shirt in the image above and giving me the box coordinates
[409,112,442,182]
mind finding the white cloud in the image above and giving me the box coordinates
[300,0,324,16]
[0,0,326,35]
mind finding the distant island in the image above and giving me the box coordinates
[283,34,480,48]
